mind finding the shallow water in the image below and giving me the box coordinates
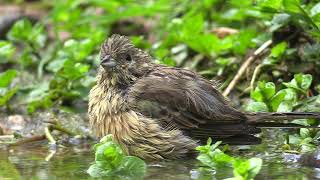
[0,140,319,180]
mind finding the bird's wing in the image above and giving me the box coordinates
[127,66,248,131]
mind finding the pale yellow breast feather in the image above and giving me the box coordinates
[88,84,140,144]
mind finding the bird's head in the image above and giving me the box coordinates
[99,34,152,85]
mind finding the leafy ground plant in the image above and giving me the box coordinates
[247,73,313,112]
[0,69,18,111]
[246,73,320,153]
[196,138,262,180]
[87,135,146,179]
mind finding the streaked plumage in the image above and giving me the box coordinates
[88,34,320,160]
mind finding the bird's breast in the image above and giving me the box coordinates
[89,84,126,114]
[88,84,139,140]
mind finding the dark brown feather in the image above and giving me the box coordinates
[127,65,259,138]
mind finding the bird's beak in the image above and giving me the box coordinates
[101,55,117,69]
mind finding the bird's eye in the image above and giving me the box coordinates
[125,54,132,62]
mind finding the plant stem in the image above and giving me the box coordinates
[223,40,273,96]
[45,126,56,144]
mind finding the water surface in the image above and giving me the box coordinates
[1,140,319,180]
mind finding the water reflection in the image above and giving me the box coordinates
[0,142,319,180]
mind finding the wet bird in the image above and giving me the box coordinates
[88,34,320,160]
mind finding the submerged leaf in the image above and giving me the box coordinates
[87,164,112,177]
[120,156,147,177]
[196,138,262,179]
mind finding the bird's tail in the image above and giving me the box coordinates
[246,112,320,128]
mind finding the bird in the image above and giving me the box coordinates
[88,34,320,160]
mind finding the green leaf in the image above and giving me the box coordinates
[251,89,263,102]
[283,74,312,94]
[300,128,310,139]
[251,81,275,102]
[46,58,68,73]
[232,29,257,55]
[0,41,15,63]
[295,95,320,112]
[258,0,283,12]
[282,82,299,91]
[196,138,235,168]
[87,164,111,178]
[288,134,303,145]
[260,82,276,100]
[245,102,269,112]
[271,42,287,58]
[282,88,298,102]
[301,43,320,64]
[99,134,114,144]
[276,88,297,112]
[29,23,47,49]
[24,82,49,103]
[58,61,89,80]
[95,142,124,167]
[294,73,312,90]
[0,86,19,106]
[197,154,216,168]
[88,135,146,179]
[48,38,95,74]
[233,159,250,179]
[65,39,95,61]
[216,58,232,66]
[313,14,320,26]
[213,150,234,165]
[184,34,221,56]
[7,19,33,42]
[207,137,212,146]
[247,158,263,179]
[27,97,53,114]
[0,69,17,88]
[277,101,294,112]
[196,138,262,179]
[232,157,262,180]
[300,143,316,153]
[292,119,310,126]
[181,14,204,38]
[19,48,37,68]
[270,90,287,111]
[7,19,46,49]
[120,156,147,177]
[299,136,316,153]
[24,82,53,113]
[283,0,301,14]
[270,13,291,31]
[311,3,320,17]
[210,141,222,151]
